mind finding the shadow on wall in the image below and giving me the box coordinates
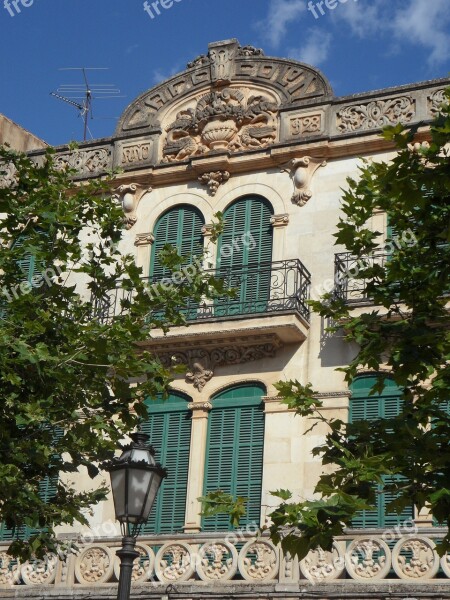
[318,316,358,368]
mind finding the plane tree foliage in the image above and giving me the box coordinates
[201,89,450,558]
[0,146,224,559]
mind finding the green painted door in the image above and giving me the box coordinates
[202,384,265,531]
[349,375,414,528]
[140,392,191,534]
[215,196,273,316]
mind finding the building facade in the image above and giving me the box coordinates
[1,39,449,598]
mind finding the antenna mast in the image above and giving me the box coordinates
[50,68,124,141]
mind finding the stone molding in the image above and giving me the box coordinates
[134,232,155,247]
[282,156,327,207]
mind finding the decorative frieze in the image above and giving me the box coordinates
[290,113,322,137]
[428,89,446,117]
[113,183,152,229]
[283,156,327,207]
[198,170,230,196]
[120,141,152,165]
[53,147,111,176]
[337,96,415,133]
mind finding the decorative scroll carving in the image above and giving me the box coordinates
[113,544,155,583]
[441,552,450,578]
[113,184,151,229]
[135,232,155,247]
[21,554,57,586]
[162,88,278,162]
[392,536,440,580]
[159,343,281,391]
[290,114,322,136]
[197,541,238,581]
[187,55,210,69]
[54,147,111,176]
[238,45,264,57]
[198,171,230,196]
[121,141,152,165]
[187,401,212,411]
[283,157,326,207]
[345,537,391,581]
[300,544,344,583]
[238,540,279,581]
[154,542,195,583]
[337,96,415,133]
[0,552,20,587]
[270,214,289,228]
[0,162,17,189]
[75,545,114,584]
[428,89,446,117]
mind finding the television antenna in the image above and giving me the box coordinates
[50,68,125,141]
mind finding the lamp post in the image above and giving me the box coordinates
[106,431,167,600]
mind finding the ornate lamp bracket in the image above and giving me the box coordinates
[114,184,152,229]
[283,157,326,207]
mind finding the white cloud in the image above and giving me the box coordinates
[256,0,306,48]
[393,0,450,66]
[332,0,388,37]
[152,64,182,85]
[288,28,332,67]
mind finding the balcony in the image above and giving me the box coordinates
[1,528,449,595]
[334,251,390,305]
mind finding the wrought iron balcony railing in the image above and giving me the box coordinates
[93,259,311,324]
[334,252,390,304]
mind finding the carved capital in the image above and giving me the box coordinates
[270,214,289,228]
[283,157,326,207]
[201,224,215,237]
[198,171,230,196]
[188,401,212,412]
[113,184,152,229]
[135,232,155,247]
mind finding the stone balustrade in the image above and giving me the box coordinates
[0,529,449,589]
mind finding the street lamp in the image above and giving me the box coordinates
[106,431,167,600]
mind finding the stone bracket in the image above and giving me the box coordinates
[282,157,326,207]
[113,183,152,229]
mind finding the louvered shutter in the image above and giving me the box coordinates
[140,392,191,534]
[349,375,413,528]
[202,384,265,531]
[216,196,273,316]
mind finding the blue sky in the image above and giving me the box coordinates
[0,0,449,146]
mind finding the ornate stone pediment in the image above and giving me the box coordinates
[162,88,279,163]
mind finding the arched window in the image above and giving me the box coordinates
[349,375,414,528]
[150,205,204,280]
[140,391,192,534]
[216,196,273,316]
[202,383,266,531]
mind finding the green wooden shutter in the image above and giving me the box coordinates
[350,375,414,528]
[150,206,204,281]
[140,392,191,534]
[216,196,273,316]
[202,384,265,531]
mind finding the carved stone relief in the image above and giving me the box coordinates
[283,157,326,207]
[290,113,323,137]
[53,147,111,176]
[0,162,17,189]
[162,88,278,162]
[337,96,415,133]
[270,214,289,228]
[428,89,446,117]
[157,338,282,391]
[113,184,152,229]
[198,170,230,196]
[120,141,152,166]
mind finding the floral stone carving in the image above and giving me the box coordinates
[428,89,446,117]
[21,554,58,586]
[345,537,391,581]
[0,162,17,189]
[0,552,20,587]
[154,542,195,583]
[162,88,278,162]
[113,543,155,583]
[337,96,415,133]
[196,541,238,581]
[392,536,440,580]
[238,540,279,581]
[300,544,345,583]
[53,147,111,176]
[283,157,326,207]
[198,170,230,196]
[75,545,114,584]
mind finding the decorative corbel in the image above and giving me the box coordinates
[270,214,289,228]
[113,183,152,229]
[198,171,230,196]
[283,157,326,207]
